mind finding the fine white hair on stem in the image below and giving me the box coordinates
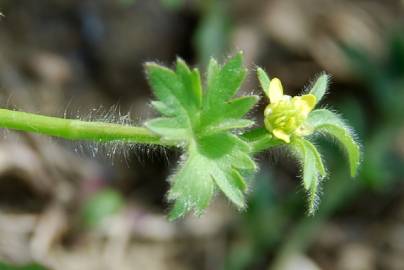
[59,101,172,166]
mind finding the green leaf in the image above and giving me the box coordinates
[145,117,189,140]
[146,62,200,119]
[168,133,253,219]
[201,53,256,127]
[212,167,245,208]
[175,58,202,109]
[290,137,326,214]
[203,119,254,135]
[207,57,220,88]
[230,151,257,171]
[150,101,176,117]
[145,53,257,219]
[168,198,188,221]
[206,52,247,108]
[167,146,215,220]
[308,73,330,103]
[145,63,186,115]
[230,169,248,192]
[146,60,202,143]
[191,69,203,106]
[257,67,271,98]
[224,95,259,119]
[197,133,252,207]
[307,109,361,177]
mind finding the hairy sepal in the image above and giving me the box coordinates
[145,53,257,220]
[257,67,271,99]
[308,73,330,104]
[307,109,361,177]
[290,137,326,215]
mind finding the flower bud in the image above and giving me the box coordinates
[264,78,316,143]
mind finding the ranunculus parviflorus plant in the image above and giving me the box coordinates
[0,52,360,220]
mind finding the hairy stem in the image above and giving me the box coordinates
[0,109,282,152]
[0,109,174,146]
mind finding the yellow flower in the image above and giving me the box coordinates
[264,78,316,143]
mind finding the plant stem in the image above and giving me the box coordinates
[0,109,282,151]
[0,109,174,146]
[241,127,283,153]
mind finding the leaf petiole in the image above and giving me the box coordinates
[0,108,176,146]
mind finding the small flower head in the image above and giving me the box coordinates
[264,78,316,143]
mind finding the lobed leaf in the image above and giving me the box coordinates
[230,169,248,192]
[201,54,257,127]
[202,119,254,135]
[145,53,258,219]
[150,101,176,117]
[223,95,259,119]
[198,133,253,208]
[145,117,189,140]
[167,147,215,220]
[175,58,203,109]
[145,63,186,115]
[146,61,201,122]
[307,109,361,177]
[230,150,257,171]
[207,57,220,88]
[168,133,254,219]
[212,167,246,208]
[205,52,247,108]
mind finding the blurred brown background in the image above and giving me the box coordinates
[0,0,404,269]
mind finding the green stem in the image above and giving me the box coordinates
[0,108,282,152]
[0,109,174,146]
[241,127,284,153]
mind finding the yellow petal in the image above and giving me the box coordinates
[268,78,284,103]
[300,94,316,111]
[293,94,316,116]
[273,129,290,143]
